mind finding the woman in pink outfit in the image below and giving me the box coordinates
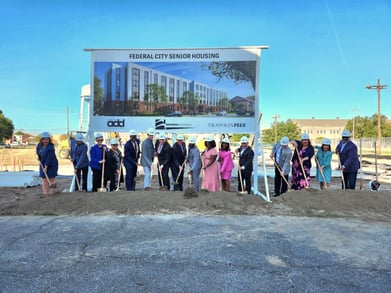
[202,136,220,191]
[219,138,234,191]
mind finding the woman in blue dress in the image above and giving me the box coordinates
[36,131,59,195]
[315,138,332,190]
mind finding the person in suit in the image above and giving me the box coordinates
[141,128,155,190]
[187,137,202,191]
[105,138,124,192]
[89,133,107,192]
[123,129,140,191]
[36,131,59,195]
[270,136,292,196]
[70,133,89,191]
[156,132,172,190]
[336,130,360,189]
[171,134,187,191]
[316,138,332,190]
[236,136,254,194]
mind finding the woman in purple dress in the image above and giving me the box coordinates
[290,134,314,190]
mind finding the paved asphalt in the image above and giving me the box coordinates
[0,215,390,292]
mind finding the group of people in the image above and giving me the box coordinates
[36,129,255,195]
[270,129,360,197]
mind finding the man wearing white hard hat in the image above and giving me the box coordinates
[89,133,107,192]
[141,128,155,190]
[187,137,202,191]
[235,136,254,194]
[315,138,333,190]
[270,136,292,196]
[70,133,89,191]
[336,129,360,189]
[171,134,187,191]
[156,132,172,189]
[124,129,140,191]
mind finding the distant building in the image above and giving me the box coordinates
[292,117,349,144]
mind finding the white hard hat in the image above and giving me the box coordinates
[341,130,351,137]
[110,138,119,145]
[129,129,137,136]
[222,137,230,144]
[240,136,249,143]
[176,134,184,140]
[75,133,84,142]
[322,138,331,145]
[301,133,310,140]
[205,135,214,142]
[147,128,155,135]
[280,136,289,146]
[188,137,196,144]
[94,132,103,139]
[158,132,167,140]
[40,131,50,139]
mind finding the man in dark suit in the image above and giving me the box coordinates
[171,134,187,191]
[336,130,360,189]
[123,129,140,191]
[236,136,254,194]
[156,132,172,190]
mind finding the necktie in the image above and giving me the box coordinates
[276,147,283,165]
[158,143,163,154]
[132,141,138,158]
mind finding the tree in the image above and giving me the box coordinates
[262,119,301,144]
[345,114,390,138]
[206,61,256,90]
[146,84,167,113]
[0,110,14,141]
[93,76,104,115]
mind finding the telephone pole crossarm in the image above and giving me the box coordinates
[366,79,387,154]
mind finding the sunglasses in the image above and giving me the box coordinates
[97,139,104,142]
[111,144,118,146]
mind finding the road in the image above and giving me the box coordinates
[1,215,390,292]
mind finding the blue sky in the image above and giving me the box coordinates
[0,0,390,134]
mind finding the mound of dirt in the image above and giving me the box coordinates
[0,177,390,222]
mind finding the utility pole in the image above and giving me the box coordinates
[272,114,280,143]
[366,79,387,154]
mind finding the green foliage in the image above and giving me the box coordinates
[146,84,168,113]
[230,133,251,142]
[93,76,104,115]
[206,61,256,90]
[0,110,14,141]
[262,119,301,144]
[345,114,390,138]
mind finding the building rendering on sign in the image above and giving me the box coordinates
[103,62,228,115]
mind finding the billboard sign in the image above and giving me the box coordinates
[86,47,266,133]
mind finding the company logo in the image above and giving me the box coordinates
[107,119,125,127]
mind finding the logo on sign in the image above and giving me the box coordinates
[107,119,125,127]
